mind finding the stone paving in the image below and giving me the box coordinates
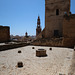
[68,51,75,75]
[0,46,74,75]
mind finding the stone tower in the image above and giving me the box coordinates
[36,16,41,36]
[25,32,28,37]
[45,0,70,38]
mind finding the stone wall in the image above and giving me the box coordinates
[0,42,30,51]
[45,0,70,38]
[63,14,75,47]
[36,28,45,39]
[0,26,10,43]
[34,0,75,47]
[33,38,63,47]
[34,14,75,47]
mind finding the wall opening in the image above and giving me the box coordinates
[54,30,59,37]
[56,9,59,15]
[18,50,21,53]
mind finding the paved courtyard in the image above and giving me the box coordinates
[0,46,74,75]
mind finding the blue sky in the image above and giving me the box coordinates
[0,0,75,36]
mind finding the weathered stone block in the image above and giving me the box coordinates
[36,49,47,57]
[17,62,23,68]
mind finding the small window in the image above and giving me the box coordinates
[54,30,59,37]
[56,9,59,15]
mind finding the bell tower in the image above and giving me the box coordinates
[25,32,28,37]
[45,0,70,38]
[36,16,41,36]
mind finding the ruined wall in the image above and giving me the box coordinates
[0,26,10,43]
[45,0,70,38]
[33,38,63,47]
[63,14,75,47]
[34,14,75,47]
[0,42,30,51]
[36,28,45,39]
[36,28,41,37]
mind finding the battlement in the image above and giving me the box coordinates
[64,14,75,19]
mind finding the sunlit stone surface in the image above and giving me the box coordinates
[0,46,74,75]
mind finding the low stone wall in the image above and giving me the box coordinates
[0,42,30,51]
[33,37,75,47]
[33,38,63,47]
[63,38,75,47]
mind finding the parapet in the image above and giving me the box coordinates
[0,25,10,28]
[0,25,9,27]
[64,14,75,20]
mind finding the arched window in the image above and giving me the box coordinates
[56,9,59,15]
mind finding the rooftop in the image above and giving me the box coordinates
[0,46,75,75]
